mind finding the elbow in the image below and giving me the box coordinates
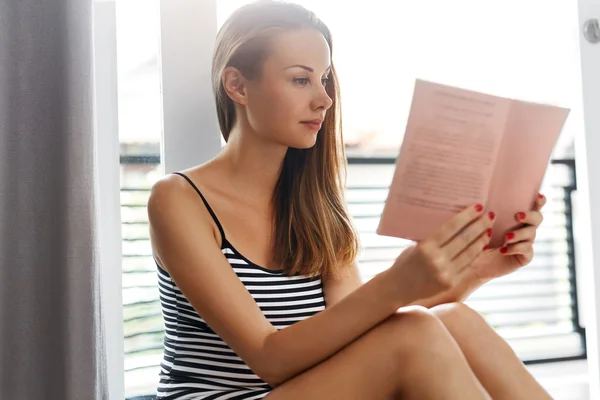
[256,368,285,388]
[248,358,287,388]
[248,354,289,387]
[250,333,291,388]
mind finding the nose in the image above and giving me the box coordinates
[312,84,333,111]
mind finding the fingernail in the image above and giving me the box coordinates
[483,245,489,251]
[516,212,526,221]
[475,204,484,212]
[488,211,495,220]
[537,193,544,199]
[487,228,493,237]
[500,246,508,254]
[506,232,515,240]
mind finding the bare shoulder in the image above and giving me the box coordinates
[148,173,202,223]
[148,172,191,202]
[149,163,212,199]
[146,166,219,269]
[147,162,220,220]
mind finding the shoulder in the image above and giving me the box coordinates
[147,170,220,270]
[147,168,216,237]
[149,172,190,198]
[147,173,194,216]
[147,164,215,213]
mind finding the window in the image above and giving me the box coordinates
[214,0,585,360]
[114,0,164,396]
[116,1,587,397]
[220,0,581,159]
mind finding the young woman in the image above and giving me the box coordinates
[148,1,552,399]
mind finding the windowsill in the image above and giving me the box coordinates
[528,359,589,400]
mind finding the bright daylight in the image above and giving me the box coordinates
[2,0,600,399]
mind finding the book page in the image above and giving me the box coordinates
[485,100,570,247]
[377,80,511,241]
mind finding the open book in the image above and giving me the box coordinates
[377,79,570,248]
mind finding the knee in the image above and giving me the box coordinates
[430,302,488,332]
[386,305,440,333]
[388,305,443,333]
[382,306,455,357]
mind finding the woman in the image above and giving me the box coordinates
[148,1,552,399]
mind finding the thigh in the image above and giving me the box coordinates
[264,306,435,400]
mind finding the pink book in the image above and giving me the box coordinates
[377,79,570,248]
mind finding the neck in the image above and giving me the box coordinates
[214,122,288,212]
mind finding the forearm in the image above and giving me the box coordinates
[262,266,412,386]
[409,272,487,308]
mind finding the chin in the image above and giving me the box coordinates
[287,128,319,149]
[289,138,318,150]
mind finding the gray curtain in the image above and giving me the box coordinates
[0,0,108,399]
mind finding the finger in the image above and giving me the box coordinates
[453,231,490,272]
[444,215,494,260]
[504,225,537,245]
[534,193,547,212]
[515,210,543,227]
[499,241,534,261]
[430,203,491,245]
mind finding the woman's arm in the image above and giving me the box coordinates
[408,271,486,307]
[262,265,406,385]
[148,176,420,388]
[321,262,363,307]
[322,257,487,309]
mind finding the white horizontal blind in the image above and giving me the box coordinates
[119,159,584,399]
[346,161,584,361]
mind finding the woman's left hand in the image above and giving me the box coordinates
[472,193,547,283]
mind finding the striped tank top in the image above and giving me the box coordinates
[156,172,327,399]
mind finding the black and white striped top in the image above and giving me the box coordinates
[156,172,327,400]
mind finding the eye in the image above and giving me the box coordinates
[293,78,310,86]
[293,77,330,87]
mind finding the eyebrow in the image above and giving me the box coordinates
[284,64,332,73]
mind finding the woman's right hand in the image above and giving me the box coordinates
[389,203,495,303]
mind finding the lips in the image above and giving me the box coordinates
[302,119,323,124]
[301,117,323,131]
[301,121,322,130]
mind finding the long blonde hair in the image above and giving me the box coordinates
[211,0,360,278]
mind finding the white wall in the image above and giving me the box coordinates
[159,0,221,174]
[576,1,600,397]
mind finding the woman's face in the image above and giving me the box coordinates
[242,29,334,149]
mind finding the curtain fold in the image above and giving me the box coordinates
[0,0,108,398]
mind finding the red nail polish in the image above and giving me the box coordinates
[483,245,489,251]
[500,246,508,254]
[506,232,515,240]
[487,228,493,237]
[537,193,544,199]
[516,212,526,221]
[488,211,495,220]
[475,204,484,212]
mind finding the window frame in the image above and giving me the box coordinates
[94,1,125,399]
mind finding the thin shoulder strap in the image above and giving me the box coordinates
[172,172,226,241]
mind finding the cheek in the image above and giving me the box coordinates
[273,97,303,128]
[251,88,303,132]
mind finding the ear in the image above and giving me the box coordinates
[221,67,248,106]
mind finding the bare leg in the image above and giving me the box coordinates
[265,306,490,400]
[431,302,553,400]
